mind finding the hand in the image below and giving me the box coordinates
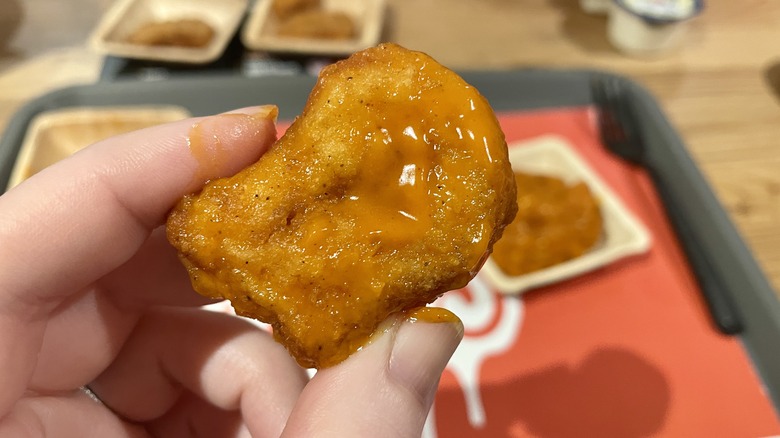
[0,106,462,437]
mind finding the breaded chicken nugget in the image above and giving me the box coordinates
[167,44,517,368]
[127,19,214,48]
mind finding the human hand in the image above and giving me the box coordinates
[0,106,462,437]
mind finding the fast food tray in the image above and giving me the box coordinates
[1,70,779,412]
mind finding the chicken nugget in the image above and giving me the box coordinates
[272,0,320,20]
[167,43,517,368]
[127,19,214,48]
[277,10,355,40]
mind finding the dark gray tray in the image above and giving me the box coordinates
[2,70,779,411]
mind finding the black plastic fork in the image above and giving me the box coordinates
[591,76,743,335]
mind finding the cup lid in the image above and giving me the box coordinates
[614,0,704,24]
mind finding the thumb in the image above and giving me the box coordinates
[281,309,462,438]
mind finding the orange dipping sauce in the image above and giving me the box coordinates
[492,172,603,276]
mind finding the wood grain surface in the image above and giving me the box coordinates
[1,0,779,294]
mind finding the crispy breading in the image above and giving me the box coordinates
[167,44,517,368]
[272,0,320,20]
[492,172,603,276]
[127,19,214,48]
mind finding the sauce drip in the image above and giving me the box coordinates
[492,172,603,276]
[405,306,461,324]
[188,121,225,185]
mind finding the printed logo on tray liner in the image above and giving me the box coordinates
[423,274,525,438]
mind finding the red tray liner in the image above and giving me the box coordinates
[426,108,780,437]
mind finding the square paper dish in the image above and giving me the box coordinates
[241,0,386,56]
[90,0,248,64]
[480,135,652,295]
[7,106,191,190]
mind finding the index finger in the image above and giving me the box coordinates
[0,106,277,312]
[0,105,277,414]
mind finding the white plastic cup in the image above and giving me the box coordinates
[607,0,702,56]
[607,4,685,55]
[580,0,610,14]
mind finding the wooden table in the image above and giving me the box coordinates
[1,0,780,294]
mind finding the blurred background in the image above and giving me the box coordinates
[2,1,780,436]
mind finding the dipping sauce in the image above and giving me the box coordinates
[271,0,356,41]
[492,172,603,276]
[405,307,461,324]
[127,19,215,48]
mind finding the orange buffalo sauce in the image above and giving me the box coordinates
[169,44,515,369]
[405,307,461,324]
[492,172,603,276]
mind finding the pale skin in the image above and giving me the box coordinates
[0,106,463,437]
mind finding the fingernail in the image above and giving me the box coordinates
[388,308,463,405]
[223,105,279,123]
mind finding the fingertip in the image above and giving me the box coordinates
[186,107,278,190]
[281,311,462,438]
[222,105,279,123]
[405,306,464,336]
[388,316,462,407]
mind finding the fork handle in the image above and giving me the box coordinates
[650,168,743,334]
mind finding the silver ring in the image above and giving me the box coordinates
[81,385,103,404]
[81,384,128,419]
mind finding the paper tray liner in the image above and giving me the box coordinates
[268,106,778,436]
[423,108,780,437]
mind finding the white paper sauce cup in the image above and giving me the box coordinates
[607,0,703,56]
